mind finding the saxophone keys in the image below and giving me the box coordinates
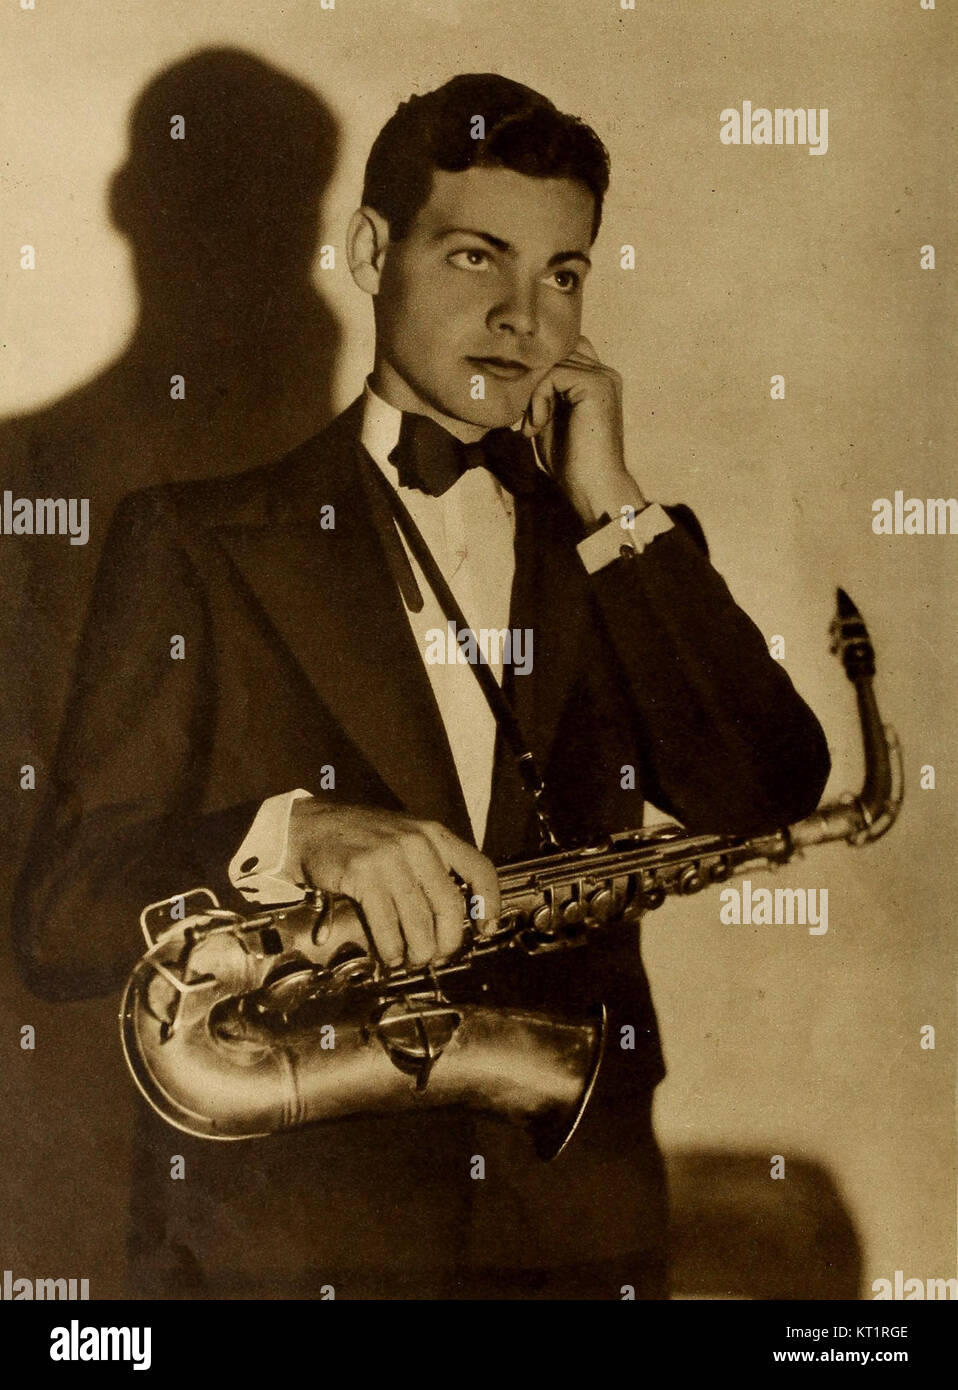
[559,894,588,940]
[531,900,560,938]
[678,864,708,895]
[374,997,463,1089]
[560,897,585,926]
[585,884,622,922]
[640,882,666,911]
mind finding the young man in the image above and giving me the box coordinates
[14,74,829,1299]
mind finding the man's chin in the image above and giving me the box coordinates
[437,382,534,431]
[454,403,526,431]
[390,369,537,434]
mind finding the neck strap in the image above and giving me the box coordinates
[359,450,560,851]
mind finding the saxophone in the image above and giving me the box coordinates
[120,589,901,1159]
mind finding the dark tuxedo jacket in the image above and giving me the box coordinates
[13,398,830,1296]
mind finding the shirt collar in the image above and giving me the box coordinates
[360,380,405,474]
[359,378,537,482]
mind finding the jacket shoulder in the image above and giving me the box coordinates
[111,398,364,533]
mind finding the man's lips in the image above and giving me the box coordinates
[466,355,534,381]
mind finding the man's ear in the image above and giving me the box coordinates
[346,207,390,295]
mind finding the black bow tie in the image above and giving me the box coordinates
[387,412,538,498]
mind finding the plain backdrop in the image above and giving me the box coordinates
[1,0,955,1297]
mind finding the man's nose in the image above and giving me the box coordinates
[487,281,538,338]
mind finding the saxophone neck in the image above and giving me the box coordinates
[797,588,904,847]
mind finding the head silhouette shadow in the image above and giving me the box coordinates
[1,47,342,809]
[108,47,340,435]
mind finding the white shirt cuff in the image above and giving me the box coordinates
[229,788,313,906]
[576,502,673,575]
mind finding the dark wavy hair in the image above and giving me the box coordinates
[362,74,610,243]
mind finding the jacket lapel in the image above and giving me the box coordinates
[510,470,592,769]
[210,400,472,839]
[483,470,591,859]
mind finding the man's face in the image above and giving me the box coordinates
[369,165,595,432]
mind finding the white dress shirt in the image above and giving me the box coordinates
[229,383,673,904]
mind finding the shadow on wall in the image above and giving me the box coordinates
[666,1150,862,1300]
[0,48,341,1297]
[1,46,342,828]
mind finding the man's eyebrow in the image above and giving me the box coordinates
[433,227,512,252]
[547,250,592,269]
[433,227,592,269]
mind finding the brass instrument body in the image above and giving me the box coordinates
[120,589,903,1158]
[122,887,607,1158]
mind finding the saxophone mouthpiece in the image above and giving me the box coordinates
[830,587,875,680]
[835,586,858,620]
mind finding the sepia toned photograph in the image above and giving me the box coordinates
[1,0,954,1349]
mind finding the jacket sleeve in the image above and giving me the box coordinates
[585,503,831,836]
[12,489,260,1002]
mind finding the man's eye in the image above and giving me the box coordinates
[448,249,491,271]
[547,268,581,293]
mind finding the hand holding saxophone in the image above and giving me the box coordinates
[283,800,501,970]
